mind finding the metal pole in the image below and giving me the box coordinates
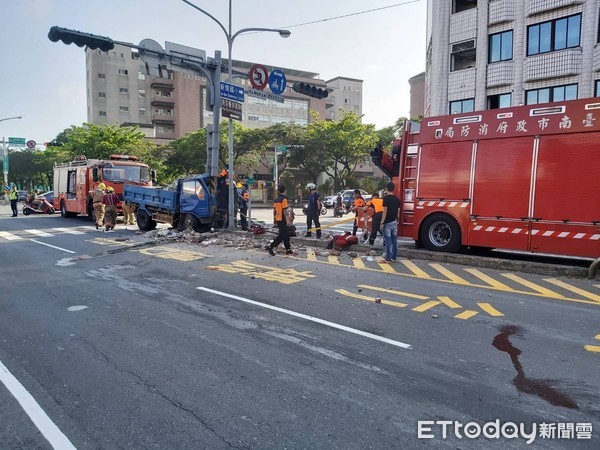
[274,147,278,187]
[2,137,8,195]
[247,184,252,226]
[211,51,221,178]
[227,0,235,230]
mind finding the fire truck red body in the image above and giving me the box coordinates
[53,155,153,218]
[371,98,600,259]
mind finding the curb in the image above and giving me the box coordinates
[223,230,590,278]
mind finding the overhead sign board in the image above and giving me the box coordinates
[269,69,287,96]
[221,99,243,121]
[249,64,268,91]
[247,88,284,104]
[8,137,25,146]
[220,82,244,103]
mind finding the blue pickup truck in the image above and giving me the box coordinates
[124,174,225,232]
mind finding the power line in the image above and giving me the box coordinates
[281,0,422,29]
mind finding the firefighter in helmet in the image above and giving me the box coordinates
[102,186,120,231]
[92,183,106,230]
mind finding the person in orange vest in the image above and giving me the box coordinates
[266,184,293,256]
[363,192,384,245]
[351,189,366,236]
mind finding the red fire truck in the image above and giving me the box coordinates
[371,98,600,259]
[53,154,153,219]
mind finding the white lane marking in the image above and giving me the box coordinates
[0,358,77,450]
[197,287,412,349]
[67,305,88,311]
[52,228,86,235]
[25,229,54,238]
[30,240,76,254]
[0,231,22,241]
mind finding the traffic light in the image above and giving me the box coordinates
[48,26,114,52]
[292,82,328,99]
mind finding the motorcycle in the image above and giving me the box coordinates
[302,204,327,216]
[22,195,55,215]
[333,204,351,217]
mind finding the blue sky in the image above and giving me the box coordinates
[0,0,426,144]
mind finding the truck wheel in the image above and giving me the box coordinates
[60,200,76,218]
[420,213,462,253]
[180,214,199,231]
[137,210,157,231]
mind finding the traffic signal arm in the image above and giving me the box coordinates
[48,26,115,51]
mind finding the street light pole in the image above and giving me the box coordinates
[0,115,22,198]
[181,0,290,229]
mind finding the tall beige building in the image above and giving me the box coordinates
[424,0,600,117]
[86,44,356,142]
[325,77,364,121]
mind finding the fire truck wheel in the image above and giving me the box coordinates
[60,200,76,218]
[420,213,462,253]
[137,210,157,231]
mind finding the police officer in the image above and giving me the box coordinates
[9,186,18,217]
[239,183,249,231]
[351,189,366,236]
[304,183,322,239]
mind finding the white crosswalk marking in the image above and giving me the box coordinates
[24,229,54,238]
[0,231,22,241]
[52,227,86,235]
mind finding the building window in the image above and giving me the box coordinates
[453,0,477,14]
[527,14,581,56]
[98,111,107,117]
[138,89,146,98]
[139,108,146,116]
[271,116,292,124]
[526,84,577,105]
[119,87,128,94]
[98,73,105,79]
[118,69,129,75]
[138,71,145,80]
[119,106,129,112]
[248,114,269,122]
[98,92,106,98]
[294,118,308,126]
[489,30,513,63]
[293,101,308,110]
[595,80,600,97]
[450,40,476,71]
[449,98,475,114]
[487,93,511,109]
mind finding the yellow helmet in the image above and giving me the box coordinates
[106,186,114,193]
[236,182,243,188]
[98,183,106,190]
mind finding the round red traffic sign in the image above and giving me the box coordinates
[249,64,269,91]
[26,140,36,149]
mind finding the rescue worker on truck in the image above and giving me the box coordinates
[304,183,322,239]
[351,189,366,236]
[239,183,249,231]
[92,183,106,230]
[363,192,384,245]
[266,184,293,256]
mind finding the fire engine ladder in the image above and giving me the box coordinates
[400,151,417,228]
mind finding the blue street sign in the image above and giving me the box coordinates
[268,69,287,96]
[219,82,244,102]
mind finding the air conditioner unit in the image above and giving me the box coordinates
[452,39,476,53]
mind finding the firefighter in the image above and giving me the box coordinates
[266,184,293,256]
[351,189,366,236]
[9,186,18,217]
[122,200,136,226]
[238,183,249,231]
[363,192,384,245]
[92,183,106,229]
[304,183,322,239]
[102,186,120,231]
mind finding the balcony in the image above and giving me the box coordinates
[155,131,176,140]
[524,49,582,82]
[487,61,514,87]
[488,0,515,25]
[448,67,476,99]
[449,7,477,44]
[151,77,174,89]
[593,46,600,72]
[527,0,583,16]
[151,96,175,107]
[152,114,175,124]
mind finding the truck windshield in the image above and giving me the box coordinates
[102,164,151,183]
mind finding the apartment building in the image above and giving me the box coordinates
[424,0,600,117]
[86,43,356,142]
[325,76,364,121]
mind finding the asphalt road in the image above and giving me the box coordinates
[0,207,598,449]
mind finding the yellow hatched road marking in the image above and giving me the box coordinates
[437,296,461,309]
[585,345,600,353]
[352,257,366,269]
[400,259,431,278]
[477,303,505,317]
[357,284,429,300]
[501,273,563,298]
[454,310,479,320]
[328,255,340,264]
[429,263,469,284]
[377,262,397,273]
[306,249,317,261]
[412,301,441,312]
[544,279,600,303]
[464,269,512,291]
[335,289,407,308]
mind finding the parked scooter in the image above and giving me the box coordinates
[22,194,55,215]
